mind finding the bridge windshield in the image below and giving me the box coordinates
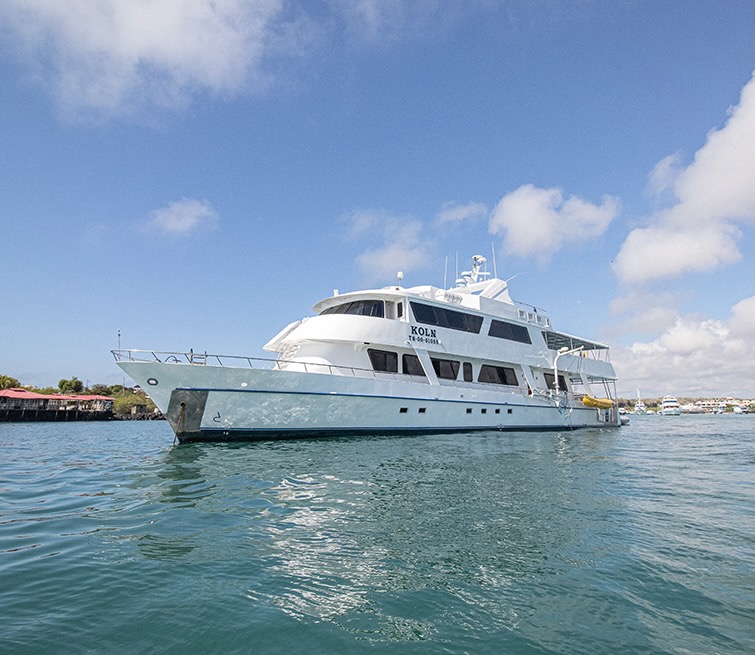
[320,299,385,318]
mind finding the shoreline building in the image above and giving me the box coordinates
[0,388,115,422]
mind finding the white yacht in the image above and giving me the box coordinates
[633,389,648,415]
[114,256,621,442]
[659,395,682,415]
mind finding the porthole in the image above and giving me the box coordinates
[147,378,158,386]
[399,407,408,414]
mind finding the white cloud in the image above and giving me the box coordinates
[333,0,458,44]
[345,209,389,239]
[613,222,742,281]
[0,0,286,118]
[609,291,680,336]
[647,153,682,198]
[614,73,755,284]
[335,0,404,41]
[612,296,755,398]
[729,294,755,339]
[147,198,218,237]
[435,201,487,225]
[488,184,619,262]
[0,0,466,119]
[346,210,431,284]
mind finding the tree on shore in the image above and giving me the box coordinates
[2,373,159,417]
[0,375,21,390]
[58,377,84,394]
[89,383,114,396]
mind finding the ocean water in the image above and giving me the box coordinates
[1,416,752,655]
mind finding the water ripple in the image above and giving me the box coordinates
[0,418,753,654]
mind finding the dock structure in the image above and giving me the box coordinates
[0,388,114,422]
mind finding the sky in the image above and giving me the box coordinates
[0,0,753,398]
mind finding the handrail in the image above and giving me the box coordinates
[113,349,270,367]
[110,349,570,397]
[112,349,412,381]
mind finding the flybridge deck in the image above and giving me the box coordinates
[114,255,621,441]
[307,256,612,363]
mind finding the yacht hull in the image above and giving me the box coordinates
[118,360,620,443]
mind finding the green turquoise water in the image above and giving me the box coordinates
[1,417,753,654]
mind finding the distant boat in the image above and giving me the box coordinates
[633,389,647,415]
[659,395,682,416]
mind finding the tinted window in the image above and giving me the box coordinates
[410,302,482,334]
[478,365,519,386]
[488,319,532,344]
[322,300,385,318]
[402,354,426,377]
[543,373,567,390]
[463,362,473,382]
[431,358,460,380]
[368,349,398,373]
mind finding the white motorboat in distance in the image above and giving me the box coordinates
[660,395,682,415]
[633,389,648,415]
[114,255,622,442]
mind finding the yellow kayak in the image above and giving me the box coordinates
[582,395,614,409]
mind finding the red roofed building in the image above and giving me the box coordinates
[0,388,114,421]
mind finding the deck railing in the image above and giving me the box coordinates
[111,348,583,401]
[112,349,420,381]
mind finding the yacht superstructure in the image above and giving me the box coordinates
[660,395,682,415]
[633,389,648,415]
[114,256,621,442]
